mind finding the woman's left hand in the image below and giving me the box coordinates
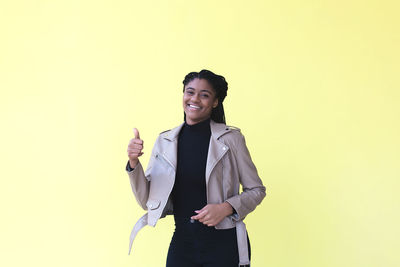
[191,202,234,227]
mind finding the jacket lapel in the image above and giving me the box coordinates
[205,120,231,186]
[160,122,183,170]
[160,120,232,186]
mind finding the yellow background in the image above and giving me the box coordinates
[1,0,399,266]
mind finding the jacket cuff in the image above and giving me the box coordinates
[126,160,134,172]
[225,197,243,221]
[223,201,238,221]
[126,160,140,172]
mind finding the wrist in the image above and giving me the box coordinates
[222,202,233,216]
[129,159,139,169]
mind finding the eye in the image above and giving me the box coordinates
[201,94,210,98]
[185,90,194,95]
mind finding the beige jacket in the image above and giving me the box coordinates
[127,120,266,265]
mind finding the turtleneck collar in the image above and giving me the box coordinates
[183,117,211,131]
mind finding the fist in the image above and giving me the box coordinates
[127,128,144,168]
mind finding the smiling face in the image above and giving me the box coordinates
[183,78,219,125]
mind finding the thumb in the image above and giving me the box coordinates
[133,128,140,139]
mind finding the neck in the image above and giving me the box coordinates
[185,117,211,126]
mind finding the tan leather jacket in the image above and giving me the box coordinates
[127,119,266,265]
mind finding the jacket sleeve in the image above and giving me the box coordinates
[225,132,266,221]
[126,135,160,210]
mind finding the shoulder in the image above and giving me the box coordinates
[159,129,171,135]
[157,122,185,140]
[158,121,182,136]
[225,125,241,132]
[211,120,241,138]
[158,128,172,140]
[220,124,245,143]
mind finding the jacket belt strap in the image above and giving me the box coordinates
[128,213,148,255]
[236,220,250,266]
[128,214,251,266]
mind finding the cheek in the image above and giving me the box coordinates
[205,100,214,110]
[182,98,187,109]
[208,98,217,108]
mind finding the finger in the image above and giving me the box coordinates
[195,205,208,213]
[128,152,140,158]
[128,145,143,152]
[200,214,211,223]
[128,149,142,154]
[129,143,143,150]
[191,213,201,220]
[204,219,217,226]
[128,151,144,157]
[191,214,200,220]
[128,143,143,149]
[127,144,143,150]
[132,139,143,145]
[133,128,140,139]
[128,149,144,155]
[202,219,214,226]
[192,210,207,220]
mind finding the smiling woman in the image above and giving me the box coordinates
[126,69,266,267]
[183,78,219,125]
[182,70,228,124]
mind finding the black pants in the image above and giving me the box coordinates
[166,217,251,267]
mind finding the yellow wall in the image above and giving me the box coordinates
[1,0,399,266]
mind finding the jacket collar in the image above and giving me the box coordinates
[161,119,230,141]
[159,119,231,185]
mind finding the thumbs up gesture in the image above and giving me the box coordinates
[127,128,144,169]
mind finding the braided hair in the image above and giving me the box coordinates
[182,69,228,124]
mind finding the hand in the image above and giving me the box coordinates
[191,202,233,227]
[127,128,144,168]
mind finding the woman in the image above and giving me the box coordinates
[126,69,266,267]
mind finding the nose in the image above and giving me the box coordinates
[191,93,200,102]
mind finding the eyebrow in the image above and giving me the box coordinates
[185,87,213,93]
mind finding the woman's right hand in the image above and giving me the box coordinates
[127,128,144,169]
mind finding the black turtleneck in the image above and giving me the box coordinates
[171,117,211,218]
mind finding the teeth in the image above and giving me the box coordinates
[189,104,200,109]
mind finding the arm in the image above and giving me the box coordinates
[126,131,159,210]
[192,132,266,226]
[126,160,150,210]
[225,132,266,221]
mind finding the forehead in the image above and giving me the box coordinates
[185,78,215,93]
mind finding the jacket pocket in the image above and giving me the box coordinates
[146,199,160,210]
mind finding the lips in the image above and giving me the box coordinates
[187,104,201,110]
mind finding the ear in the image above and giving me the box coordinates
[213,98,218,108]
